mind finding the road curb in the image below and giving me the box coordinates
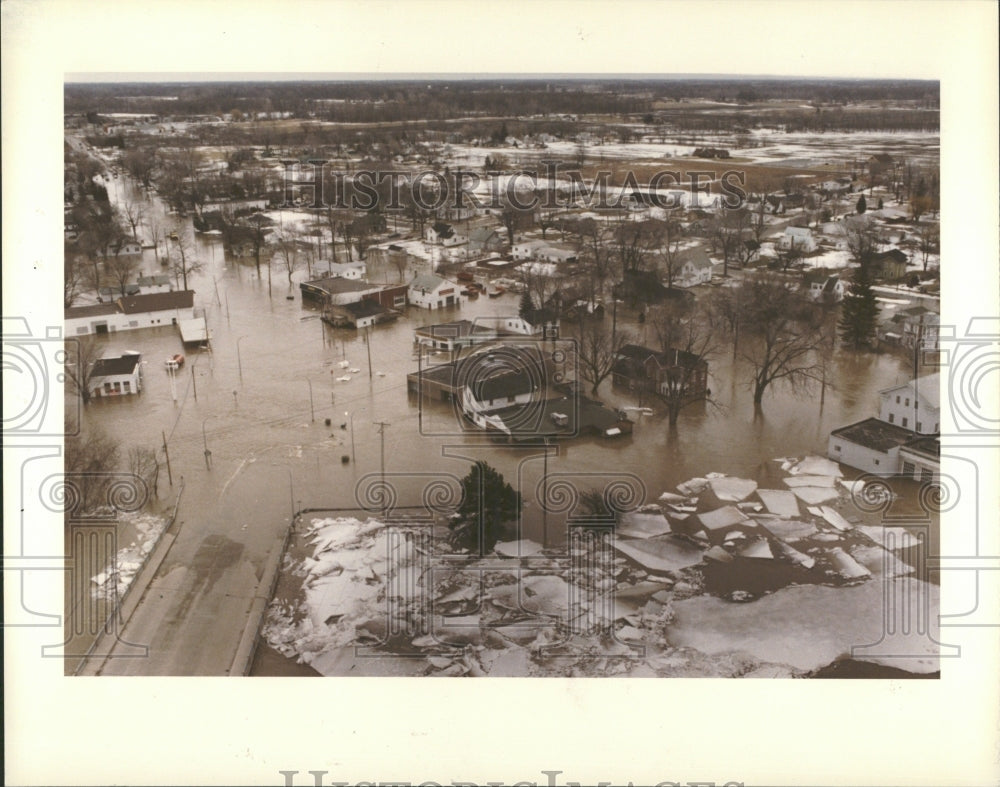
[228,521,294,676]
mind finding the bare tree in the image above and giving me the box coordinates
[128,446,160,501]
[845,222,880,264]
[64,254,87,308]
[168,223,203,290]
[273,232,299,286]
[917,222,939,270]
[105,251,141,298]
[63,336,103,405]
[574,317,630,395]
[739,275,828,410]
[121,199,144,241]
[65,427,121,515]
[648,301,717,428]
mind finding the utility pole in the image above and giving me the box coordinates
[366,326,373,379]
[191,366,197,401]
[374,421,390,518]
[162,430,173,486]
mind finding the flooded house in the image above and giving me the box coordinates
[611,343,709,401]
[88,352,142,398]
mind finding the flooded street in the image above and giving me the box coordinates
[78,173,930,676]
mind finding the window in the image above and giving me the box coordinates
[874,459,880,466]
[888,413,895,423]
[896,395,900,404]
[833,445,841,452]
[507,395,516,403]
[917,422,923,432]
[123,381,130,393]
[915,401,919,410]
[905,398,910,406]
[903,461,915,476]
[934,423,939,432]
[902,417,908,428]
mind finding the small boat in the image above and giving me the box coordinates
[164,354,184,370]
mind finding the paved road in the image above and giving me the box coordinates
[89,461,294,676]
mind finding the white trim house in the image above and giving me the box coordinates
[88,352,143,398]
[408,274,461,310]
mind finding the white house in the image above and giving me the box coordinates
[803,272,844,303]
[88,352,142,398]
[777,226,817,253]
[675,248,713,288]
[512,239,577,263]
[879,373,940,434]
[408,274,461,309]
[66,290,196,336]
[460,371,539,432]
[137,275,173,294]
[425,222,467,247]
[499,308,560,339]
[898,437,941,484]
[107,239,143,257]
[325,261,367,280]
[827,417,915,477]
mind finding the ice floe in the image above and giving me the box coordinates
[756,489,801,518]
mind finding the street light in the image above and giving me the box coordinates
[236,335,248,383]
[201,416,215,470]
[303,378,314,422]
[345,411,356,463]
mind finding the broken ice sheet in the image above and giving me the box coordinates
[851,545,914,577]
[494,539,544,557]
[856,525,921,549]
[791,486,840,505]
[789,456,843,477]
[612,536,705,574]
[709,476,759,502]
[698,505,753,532]
[739,538,775,559]
[676,477,709,495]
[828,547,872,579]
[669,578,941,673]
[756,489,801,518]
[783,474,838,488]
[757,518,817,542]
[812,505,853,531]
[617,511,674,539]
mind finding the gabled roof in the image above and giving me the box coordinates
[880,373,940,410]
[66,302,119,319]
[467,370,537,402]
[873,248,908,263]
[523,307,558,325]
[343,300,390,318]
[679,247,713,270]
[92,353,141,377]
[137,275,171,287]
[468,227,499,243]
[410,273,452,292]
[784,226,813,238]
[119,290,194,314]
[430,221,454,238]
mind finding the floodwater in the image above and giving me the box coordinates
[77,172,931,674]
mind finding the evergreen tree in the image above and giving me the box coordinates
[856,194,867,214]
[839,261,880,350]
[448,461,522,555]
[518,290,534,319]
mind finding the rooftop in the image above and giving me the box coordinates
[881,373,940,410]
[66,302,118,319]
[831,417,917,453]
[92,353,141,377]
[119,290,195,314]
